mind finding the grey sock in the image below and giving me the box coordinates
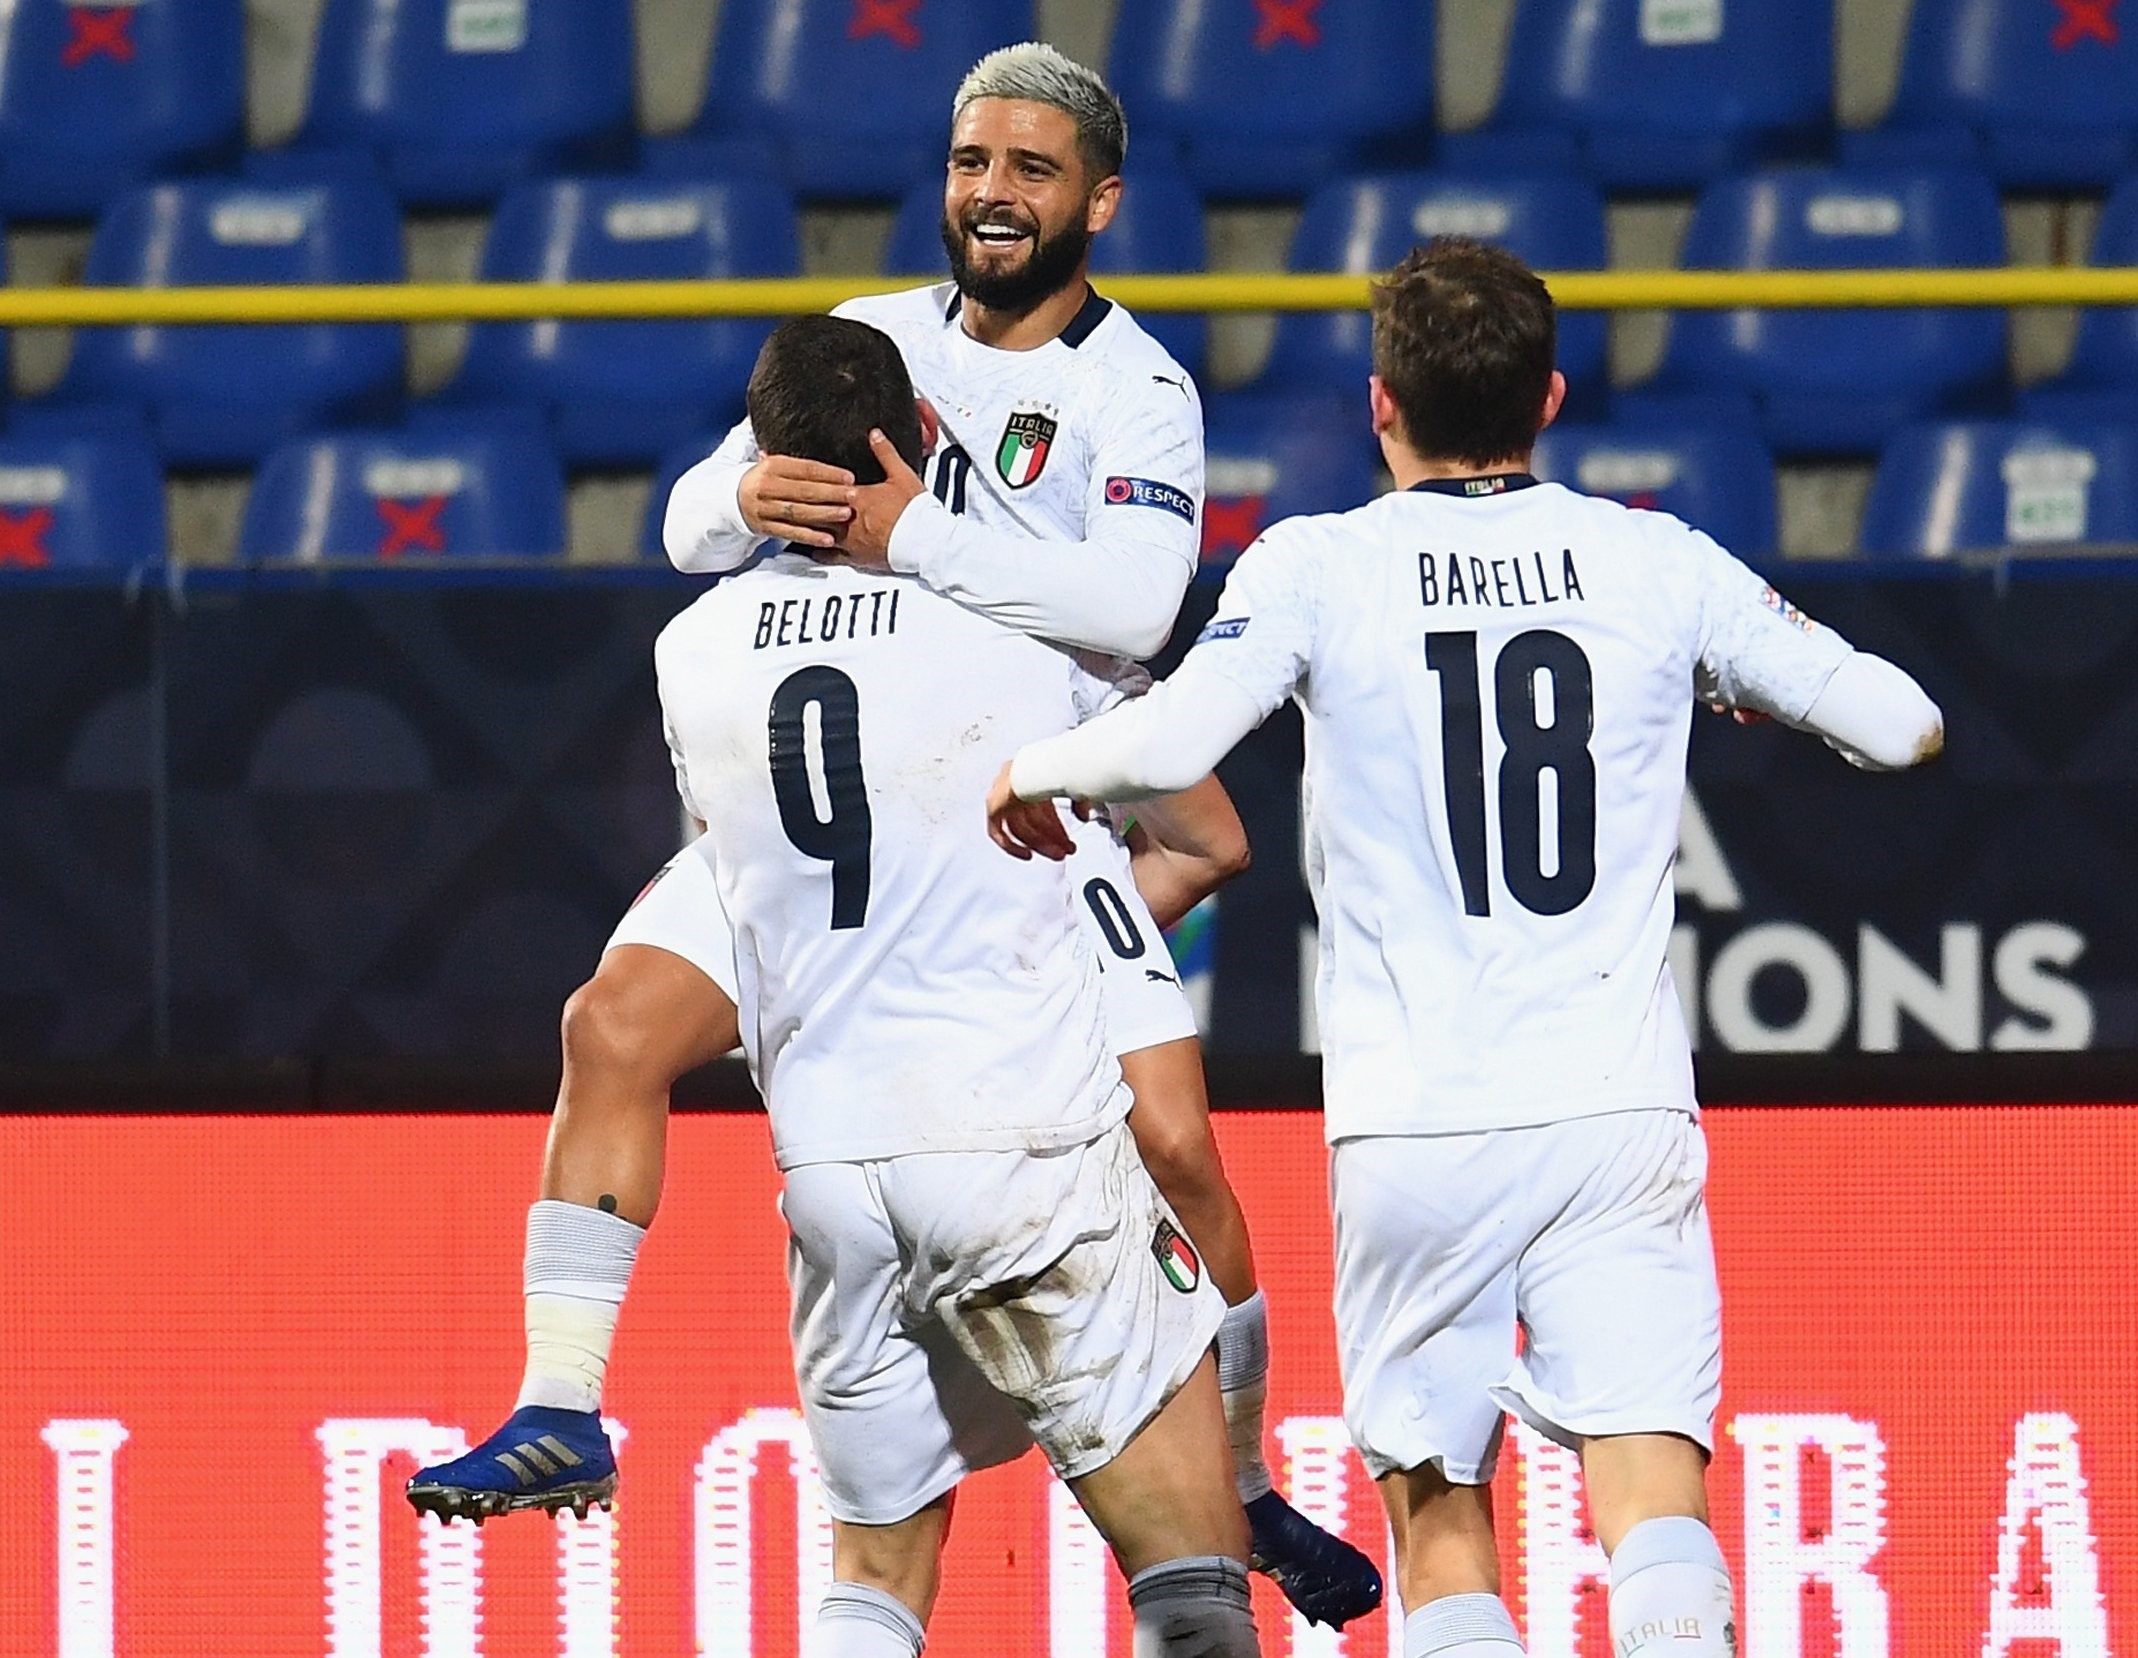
[815,1581,925,1658]
[1127,1555,1260,1658]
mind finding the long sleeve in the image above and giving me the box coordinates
[1797,650,1945,769]
[1009,659,1268,803]
[663,415,766,575]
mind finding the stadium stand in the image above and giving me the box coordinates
[238,423,568,562]
[1532,414,1779,560]
[1842,0,2138,190]
[0,433,167,571]
[883,157,1211,377]
[1106,0,1434,198]
[676,0,1031,199]
[291,0,637,206]
[24,178,405,465]
[1198,393,1384,574]
[1641,165,2008,455]
[1859,419,2138,560]
[1252,171,1609,418]
[439,175,801,466]
[0,0,245,219]
[2019,173,2138,424]
[1441,0,1831,190]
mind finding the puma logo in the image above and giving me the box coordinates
[1150,373,1191,398]
[1144,968,1181,985]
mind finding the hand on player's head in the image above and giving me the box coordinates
[833,429,928,569]
[986,763,1077,861]
[739,454,856,550]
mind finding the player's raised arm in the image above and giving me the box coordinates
[1689,530,1944,770]
[663,415,862,572]
[845,376,1204,659]
[990,530,1318,845]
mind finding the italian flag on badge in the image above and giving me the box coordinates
[995,407,1057,489]
[1153,1219,1202,1293]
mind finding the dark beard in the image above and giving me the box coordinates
[940,210,1093,317]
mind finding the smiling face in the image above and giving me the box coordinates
[939,97,1119,316]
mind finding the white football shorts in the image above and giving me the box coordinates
[604,831,1197,1056]
[781,1115,1226,1524]
[1331,1107,1722,1484]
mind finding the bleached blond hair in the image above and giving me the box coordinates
[952,42,1127,179]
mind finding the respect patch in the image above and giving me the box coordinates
[1104,476,1196,524]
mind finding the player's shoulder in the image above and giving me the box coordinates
[831,283,959,341]
[1080,298,1201,413]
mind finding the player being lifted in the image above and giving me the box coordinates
[682,315,1261,1657]
[988,240,1945,1658]
[410,41,1381,1628]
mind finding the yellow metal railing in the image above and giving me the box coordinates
[2,267,2137,326]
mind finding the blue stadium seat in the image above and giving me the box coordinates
[1252,172,1609,417]
[1532,415,1778,559]
[644,435,725,560]
[1198,393,1384,574]
[1108,0,1433,198]
[35,179,404,465]
[0,0,244,217]
[1860,421,2138,560]
[882,157,1210,377]
[1842,0,2138,190]
[1649,167,2007,455]
[684,0,1031,198]
[440,176,801,465]
[239,424,566,562]
[294,0,636,206]
[1442,0,1830,190]
[0,434,165,571]
[2019,175,2138,422]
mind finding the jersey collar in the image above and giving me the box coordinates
[942,284,1114,349]
[1406,473,1541,498]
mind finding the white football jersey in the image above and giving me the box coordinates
[656,554,1126,1169]
[1188,477,1854,1138]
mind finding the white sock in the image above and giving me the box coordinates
[811,1582,925,1658]
[1404,1592,1526,1656]
[1127,1555,1258,1658]
[515,1199,644,1413]
[1608,1516,1736,1658]
[1216,1289,1274,1502]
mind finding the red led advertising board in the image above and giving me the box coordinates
[2,1106,2132,1657]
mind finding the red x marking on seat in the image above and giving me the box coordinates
[1201,495,1268,561]
[0,507,55,566]
[61,7,135,67]
[1254,0,1322,50]
[849,0,922,49]
[376,496,448,557]
[2053,0,2119,48]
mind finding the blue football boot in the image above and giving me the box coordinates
[1246,1487,1386,1628]
[406,1406,616,1524]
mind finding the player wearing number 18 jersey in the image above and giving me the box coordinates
[992,240,1945,1658]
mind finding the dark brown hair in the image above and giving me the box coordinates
[1369,238,1557,468]
[746,315,924,484]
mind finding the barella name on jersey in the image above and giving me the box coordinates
[752,588,902,651]
[1419,547,1585,608]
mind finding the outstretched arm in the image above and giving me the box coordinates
[1794,651,1944,770]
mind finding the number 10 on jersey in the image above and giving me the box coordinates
[1424,629,1597,918]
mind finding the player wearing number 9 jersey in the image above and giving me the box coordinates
[660,313,1261,1658]
[992,240,1945,1658]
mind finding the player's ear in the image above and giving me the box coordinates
[915,395,941,456]
[1537,371,1568,436]
[1367,375,1400,440]
[1085,173,1122,237]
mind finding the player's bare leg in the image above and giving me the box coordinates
[1069,1356,1262,1656]
[407,944,738,1524]
[1122,1037,1384,1628]
[1374,1465,1524,1657]
[1581,1433,1735,1658]
[816,1495,953,1657]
